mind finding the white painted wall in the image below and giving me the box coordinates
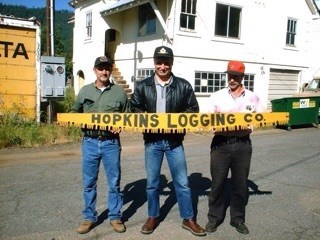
[71,0,320,111]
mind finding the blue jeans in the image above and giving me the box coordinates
[145,140,194,219]
[81,137,123,222]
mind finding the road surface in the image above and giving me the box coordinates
[0,127,319,240]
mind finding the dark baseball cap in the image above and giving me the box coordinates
[94,56,113,67]
[153,46,174,59]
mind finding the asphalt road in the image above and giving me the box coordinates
[0,127,319,240]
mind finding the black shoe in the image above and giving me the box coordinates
[205,221,222,233]
[230,222,249,234]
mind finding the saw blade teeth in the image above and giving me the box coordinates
[56,112,289,132]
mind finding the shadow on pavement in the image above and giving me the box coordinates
[221,178,273,221]
[95,175,272,228]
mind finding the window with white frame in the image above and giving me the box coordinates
[243,74,255,92]
[180,0,197,30]
[286,18,297,46]
[138,3,156,36]
[136,68,155,81]
[194,72,227,93]
[86,12,92,38]
[194,71,255,93]
[215,3,241,38]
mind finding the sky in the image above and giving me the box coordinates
[0,0,74,11]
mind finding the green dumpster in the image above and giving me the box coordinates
[271,97,319,130]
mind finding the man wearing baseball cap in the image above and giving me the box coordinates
[206,60,264,235]
[130,46,206,236]
[72,56,129,234]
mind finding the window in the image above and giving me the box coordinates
[86,12,92,38]
[243,74,255,92]
[194,72,227,93]
[286,18,297,46]
[136,68,155,81]
[138,3,156,36]
[215,3,241,38]
[194,71,255,93]
[180,0,197,30]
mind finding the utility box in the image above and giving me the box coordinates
[271,97,319,130]
[40,56,65,101]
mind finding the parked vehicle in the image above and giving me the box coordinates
[301,78,320,96]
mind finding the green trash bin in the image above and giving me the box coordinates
[271,97,319,130]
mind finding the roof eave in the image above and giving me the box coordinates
[305,0,320,15]
[100,0,151,16]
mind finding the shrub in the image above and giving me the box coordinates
[0,112,82,149]
[56,87,76,113]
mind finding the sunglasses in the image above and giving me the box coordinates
[154,59,173,65]
[228,74,243,80]
[96,65,112,71]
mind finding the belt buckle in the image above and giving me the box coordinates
[98,136,105,140]
[228,137,237,144]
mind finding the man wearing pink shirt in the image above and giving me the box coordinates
[205,61,264,235]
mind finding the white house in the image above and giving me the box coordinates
[68,0,320,111]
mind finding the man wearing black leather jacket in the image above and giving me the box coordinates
[130,46,206,237]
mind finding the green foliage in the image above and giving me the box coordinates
[0,112,82,149]
[56,87,76,113]
[0,3,74,76]
[0,4,80,149]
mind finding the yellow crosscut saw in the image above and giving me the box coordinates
[57,112,289,133]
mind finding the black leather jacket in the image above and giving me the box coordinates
[130,73,199,144]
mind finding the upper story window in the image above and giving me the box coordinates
[215,3,241,38]
[86,12,92,38]
[138,3,156,36]
[286,18,297,46]
[180,0,197,30]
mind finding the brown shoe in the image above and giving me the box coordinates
[141,217,159,234]
[182,219,206,236]
[76,220,95,234]
[110,219,126,233]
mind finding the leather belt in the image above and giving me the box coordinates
[84,134,119,141]
[211,135,251,148]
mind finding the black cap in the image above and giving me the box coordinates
[153,46,174,59]
[94,56,113,67]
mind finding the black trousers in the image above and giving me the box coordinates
[207,135,252,224]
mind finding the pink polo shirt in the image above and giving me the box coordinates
[207,87,265,136]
